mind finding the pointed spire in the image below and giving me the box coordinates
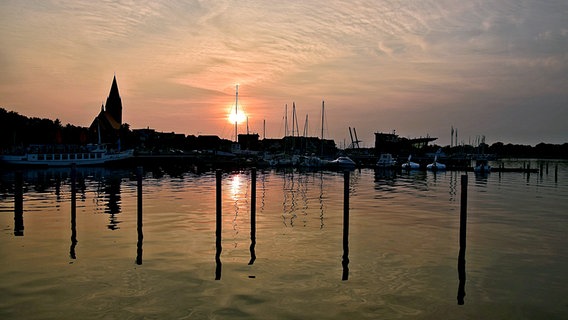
[109,75,120,98]
[105,75,122,125]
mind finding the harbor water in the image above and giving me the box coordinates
[1,160,567,319]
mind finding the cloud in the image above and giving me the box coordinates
[1,0,567,145]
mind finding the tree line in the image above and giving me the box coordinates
[1,107,567,158]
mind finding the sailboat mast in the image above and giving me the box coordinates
[292,102,296,137]
[321,100,325,156]
[303,114,309,137]
[321,100,325,141]
[235,85,239,142]
[284,104,288,137]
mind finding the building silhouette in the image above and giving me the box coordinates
[89,76,123,144]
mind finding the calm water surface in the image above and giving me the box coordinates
[1,160,567,319]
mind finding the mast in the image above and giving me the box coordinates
[321,100,325,141]
[292,102,300,137]
[451,125,454,147]
[234,85,239,142]
[320,100,325,156]
[292,102,296,137]
[284,104,288,137]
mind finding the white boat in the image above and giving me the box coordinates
[0,144,134,167]
[376,153,396,168]
[298,154,325,168]
[426,155,446,171]
[473,159,491,173]
[401,155,420,170]
[328,156,356,169]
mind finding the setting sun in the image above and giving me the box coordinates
[228,107,247,124]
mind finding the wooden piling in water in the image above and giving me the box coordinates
[70,165,77,259]
[457,175,467,305]
[215,169,222,280]
[342,170,350,281]
[249,168,257,265]
[136,166,143,265]
[14,171,24,236]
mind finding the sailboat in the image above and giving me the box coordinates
[376,153,396,168]
[401,155,420,170]
[427,155,446,171]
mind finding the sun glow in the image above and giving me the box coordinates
[228,107,247,124]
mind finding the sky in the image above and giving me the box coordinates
[1,0,567,147]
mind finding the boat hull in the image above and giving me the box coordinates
[0,150,134,167]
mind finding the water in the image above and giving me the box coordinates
[1,160,567,319]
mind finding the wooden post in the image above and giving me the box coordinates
[70,165,77,259]
[215,169,223,280]
[526,162,531,183]
[342,170,350,281]
[136,166,143,265]
[457,175,467,305]
[249,168,257,265]
[14,171,24,236]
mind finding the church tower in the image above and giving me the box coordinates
[105,75,122,125]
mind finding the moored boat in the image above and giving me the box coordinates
[327,156,356,169]
[376,153,397,168]
[0,144,133,167]
[474,159,491,173]
[401,155,420,170]
[427,155,446,171]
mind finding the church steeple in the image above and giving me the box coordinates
[105,75,122,125]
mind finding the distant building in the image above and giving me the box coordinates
[374,131,436,156]
[238,133,260,150]
[89,76,123,144]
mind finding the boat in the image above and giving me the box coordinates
[298,154,325,168]
[327,156,356,169]
[401,155,420,170]
[473,159,491,173]
[376,153,397,168]
[0,144,134,167]
[426,155,446,171]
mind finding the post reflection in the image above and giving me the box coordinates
[14,171,24,236]
[70,166,78,259]
[249,169,257,265]
[457,175,468,305]
[342,170,350,280]
[136,167,143,265]
[215,170,222,280]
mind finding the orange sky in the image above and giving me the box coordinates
[1,1,567,146]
